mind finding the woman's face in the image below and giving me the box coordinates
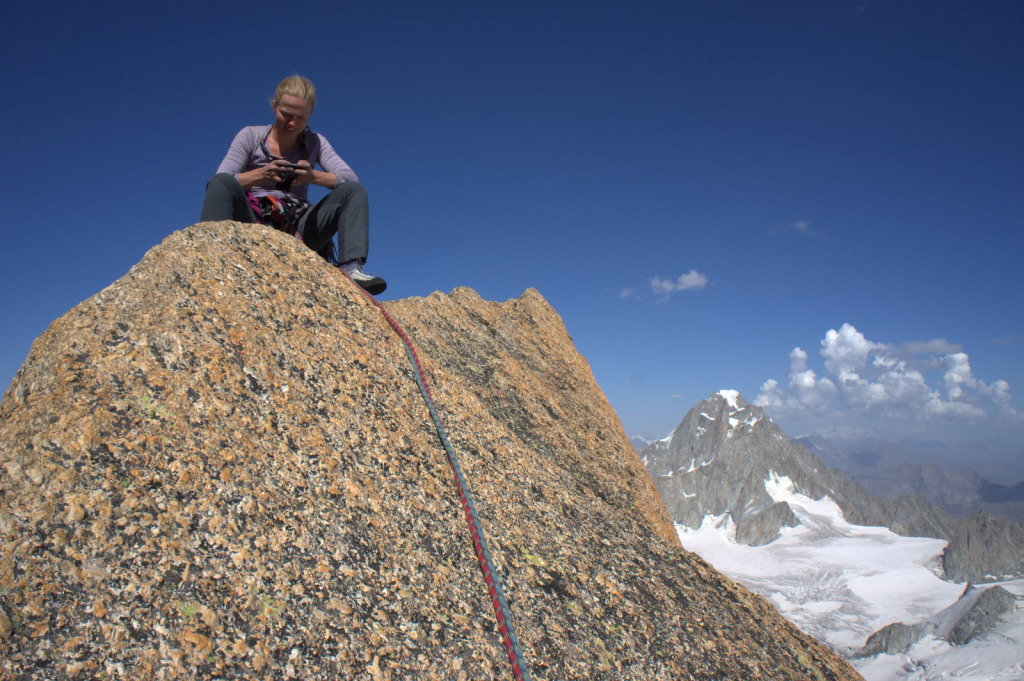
[273,95,312,135]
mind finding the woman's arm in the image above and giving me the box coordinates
[216,127,293,189]
[298,166,337,189]
[292,133,354,189]
[316,134,359,186]
[216,128,256,177]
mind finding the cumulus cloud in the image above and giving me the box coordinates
[754,324,1019,437]
[618,288,638,299]
[649,270,708,294]
[756,348,837,415]
[821,324,884,378]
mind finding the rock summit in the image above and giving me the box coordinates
[1,222,859,680]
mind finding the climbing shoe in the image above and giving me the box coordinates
[340,261,387,296]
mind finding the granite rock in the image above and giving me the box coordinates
[941,511,1024,583]
[734,502,800,547]
[0,222,860,680]
[857,583,1021,657]
[946,585,1018,645]
[857,622,925,657]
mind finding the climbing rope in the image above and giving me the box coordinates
[341,271,531,681]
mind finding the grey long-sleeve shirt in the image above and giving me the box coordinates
[215,125,359,201]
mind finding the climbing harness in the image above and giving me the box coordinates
[340,270,531,681]
[249,193,312,237]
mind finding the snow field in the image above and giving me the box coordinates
[676,475,1023,679]
[677,475,964,651]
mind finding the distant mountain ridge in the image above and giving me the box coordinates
[852,463,1024,524]
[628,435,655,453]
[981,479,1024,504]
[642,391,957,546]
[794,435,1024,523]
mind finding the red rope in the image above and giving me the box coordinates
[340,270,531,681]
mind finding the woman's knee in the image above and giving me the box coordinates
[201,173,253,222]
[330,181,367,202]
[206,173,243,194]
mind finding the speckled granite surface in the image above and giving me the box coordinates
[0,222,860,680]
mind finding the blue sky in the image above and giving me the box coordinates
[3,2,1022,467]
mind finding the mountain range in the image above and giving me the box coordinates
[639,390,1023,679]
[796,436,1024,523]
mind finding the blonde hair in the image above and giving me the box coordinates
[271,74,317,112]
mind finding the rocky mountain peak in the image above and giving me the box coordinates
[710,388,745,411]
[646,390,774,475]
[643,391,955,546]
[0,223,859,679]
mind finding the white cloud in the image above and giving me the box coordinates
[821,323,884,377]
[898,339,963,355]
[649,270,708,294]
[754,324,1018,437]
[789,220,818,235]
[755,348,836,414]
[942,352,974,400]
[618,288,638,299]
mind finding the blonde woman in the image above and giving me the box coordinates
[201,75,386,294]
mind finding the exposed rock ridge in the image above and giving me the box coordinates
[857,584,1021,656]
[0,222,860,679]
[643,391,956,546]
[941,511,1024,583]
[384,287,680,551]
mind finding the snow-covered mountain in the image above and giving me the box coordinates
[646,391,1024,679]
[641,390,955,545]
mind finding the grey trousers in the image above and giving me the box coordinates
[200,173,370,264]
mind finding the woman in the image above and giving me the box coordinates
[200,75,386,295]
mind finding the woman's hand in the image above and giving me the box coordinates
[238,159,295,190]
[292,160,316,186]
[262,159,296,184]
